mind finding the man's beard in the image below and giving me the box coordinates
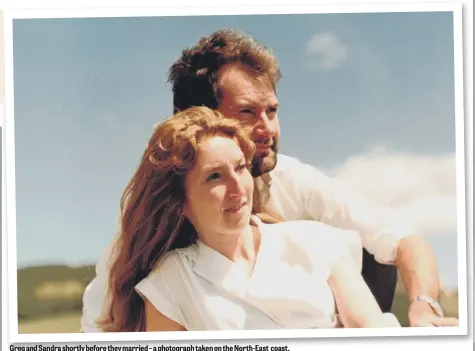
[250,138,278,177]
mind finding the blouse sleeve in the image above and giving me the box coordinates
[135,252,186,327]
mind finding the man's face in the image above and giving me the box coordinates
[217,65,280,177]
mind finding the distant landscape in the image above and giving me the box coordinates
[16,264,459,333]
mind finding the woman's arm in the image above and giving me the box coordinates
[328,252,401,328]
[143,296,187,331]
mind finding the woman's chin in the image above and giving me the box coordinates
[220,207,252,231]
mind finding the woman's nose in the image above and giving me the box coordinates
[227,172,246,198]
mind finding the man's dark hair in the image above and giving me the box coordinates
[168,28,282,113]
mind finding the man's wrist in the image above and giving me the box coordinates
[409,295,444,318]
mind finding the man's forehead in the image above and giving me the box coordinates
[233,92,279,106]
[219,65,276,94]
[219,73,278,106]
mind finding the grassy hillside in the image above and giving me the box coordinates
[16,264,459,333]
[17,264,96,321]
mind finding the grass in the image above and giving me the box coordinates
[18,312,82,334]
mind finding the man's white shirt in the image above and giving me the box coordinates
[81,153,415,332]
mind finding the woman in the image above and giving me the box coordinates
[97,106,401,332]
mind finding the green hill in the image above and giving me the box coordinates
[16,264,459,332]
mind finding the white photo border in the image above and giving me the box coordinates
[2,1,470,345]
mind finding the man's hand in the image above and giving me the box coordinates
[408,301,459,327]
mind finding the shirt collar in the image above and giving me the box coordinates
[258,171,273,186]
[176,215,263,285]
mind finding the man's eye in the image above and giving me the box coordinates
[267,108,278,118]
[206,173,220,182]
[239,109,255,115]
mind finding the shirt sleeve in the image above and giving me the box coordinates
[134,252,186,327]
[278,155,417,264]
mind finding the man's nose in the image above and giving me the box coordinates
[254,113,275,138]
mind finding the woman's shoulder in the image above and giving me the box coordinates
[146,244,199,281]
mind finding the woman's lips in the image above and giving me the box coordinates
[224,202,246,213]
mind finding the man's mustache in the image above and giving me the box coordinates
[254,137,278,152]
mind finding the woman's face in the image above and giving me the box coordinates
[184,135,254,237]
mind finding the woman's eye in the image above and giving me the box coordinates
[236,163,247,171]
[206,173,220,182]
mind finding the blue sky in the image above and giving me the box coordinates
[12,11,460,289]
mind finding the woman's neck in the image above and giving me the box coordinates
[200,223,261,263]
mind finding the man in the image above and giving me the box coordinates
[81,28,457,331]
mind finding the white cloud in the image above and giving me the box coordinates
[324,147,458,237]
[305,32,349,71]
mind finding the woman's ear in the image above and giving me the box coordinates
[182,204,197,231]
[182,201,191,222]
[183,204,189,219]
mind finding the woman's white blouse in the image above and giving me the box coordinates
[135,216,363,331]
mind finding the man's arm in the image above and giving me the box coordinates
[397,235,439,301]
[396,235,458,327]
